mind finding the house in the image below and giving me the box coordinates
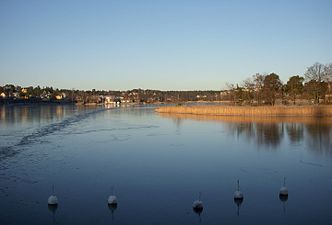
[21,88,28,94]
[55,95,63,100]
[40,90,51,100]
[0,92,6,98]
[12,92,19,98]
[104,96,115,104]
[104,95,121,105]
[55,92,66,100]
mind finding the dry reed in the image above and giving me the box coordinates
[158,112,332,125]
[155,105,332,117]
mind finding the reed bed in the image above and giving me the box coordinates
[155,105,332,117]
[158,112,332,125]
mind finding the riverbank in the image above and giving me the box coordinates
[0,98,74,105]
[155,105,332,117]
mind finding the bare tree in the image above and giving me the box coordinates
[305,62,327,82]
[243,77,255,105]
[253,73,265,105]
[225,83,236,104]
[304,63,329,104]
[324,63,332,77]
[323,63,332,103]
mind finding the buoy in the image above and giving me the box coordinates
[279,177,288,197]
[108,195,118,205]
[108,187,118,206]
[234,180,244,200]
[192,192,203,213]
[48,185,58,205]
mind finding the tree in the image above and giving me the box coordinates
[225,83,236,104]
[253,73,265,105]
[323,63,332,103]
[323,63,332,81]
[305,62,327,82]
[286,75,304,104]
[262,73,282,105]
[4,84,15,97]
[243,77,255,105]
[33,86,42,96]
[304,80,328,103]
[304,63,328,104]
[234,84,245,104]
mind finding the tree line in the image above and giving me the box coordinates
[1,62,331,105]
[224,62,332,105]
[0,85,223,104]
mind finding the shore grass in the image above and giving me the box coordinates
[158,112,332,125]
[155,105,332,117]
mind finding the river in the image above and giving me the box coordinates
[0,104,331,225]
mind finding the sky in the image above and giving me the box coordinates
[0,0,332,91]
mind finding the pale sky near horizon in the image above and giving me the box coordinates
[1,0,332,91]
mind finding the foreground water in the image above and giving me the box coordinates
[0,104,331,225]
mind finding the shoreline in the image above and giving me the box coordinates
[155,105,332,117]
[0,98,75,105]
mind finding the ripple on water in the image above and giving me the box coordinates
[0,108,108,162]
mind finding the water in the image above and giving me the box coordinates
[0,104,332,225]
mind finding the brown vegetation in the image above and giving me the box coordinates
[155,105,332,117]
[157,111,332,125]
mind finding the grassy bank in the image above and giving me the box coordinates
[155,105,332,117]
[158,112,332,125]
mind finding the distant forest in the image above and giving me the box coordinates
[1,62,331,105]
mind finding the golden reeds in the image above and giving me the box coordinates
[155,105,332,117]
[158,112,332,125]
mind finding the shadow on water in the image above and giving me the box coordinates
[158,113,332,154]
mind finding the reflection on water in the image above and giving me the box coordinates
[306,123,332,155]
[279,194,288,214]
[1,106,332,225]
[159,113,332,155]
[234,198,243,216]
[108,204,117,221]
[48,204,58,225]
[192,208,203,225]
[0,105,106,162]
[286,123,304,143]
[0,104,74,126]
[231,122,284,148]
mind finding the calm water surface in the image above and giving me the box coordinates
[0,104,332,225]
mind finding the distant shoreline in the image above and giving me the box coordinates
[0,98,75,106]
[155,105,332,117]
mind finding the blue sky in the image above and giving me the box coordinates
[1,0,331,90]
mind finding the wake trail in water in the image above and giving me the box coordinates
[0,108,106,160]
[70,125,159,135]
[299,160,324,167]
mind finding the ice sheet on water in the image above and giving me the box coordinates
[0,108,107,161]
[68,125,159,135]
